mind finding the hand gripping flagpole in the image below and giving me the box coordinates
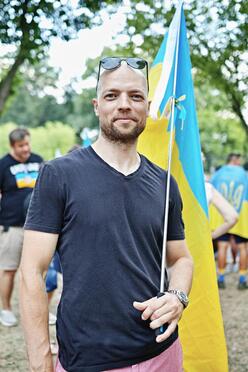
[154,2,183,336]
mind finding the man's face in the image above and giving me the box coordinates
[93,64,149,144]
[234,156,241,166]
[11,135,31,162]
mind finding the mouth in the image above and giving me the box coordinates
[113,117,137,124]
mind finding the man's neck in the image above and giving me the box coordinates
[92,136,140,176]
[10,150,28,163]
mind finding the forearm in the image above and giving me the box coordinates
[168,256,193,294]
[19,270,54,372]
[211,221,234,240]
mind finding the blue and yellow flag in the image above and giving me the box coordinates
[210,165,248,238]
[138,3,228,371]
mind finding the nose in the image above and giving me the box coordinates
[117,93,131,111]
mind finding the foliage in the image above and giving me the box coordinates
[0,122,17,155]
[0,0,121,113]
[0,82,98,133]
[63,87,98,134]
[0,121,77,160]
[195,79,247,170]
[0,0,120,64]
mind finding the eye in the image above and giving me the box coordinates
[131,94,144,101]
[104,93,117,100]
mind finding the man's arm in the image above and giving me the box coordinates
[133,239,193,343]
[19,230,58,372]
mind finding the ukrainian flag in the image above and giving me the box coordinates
[138,3,228,371]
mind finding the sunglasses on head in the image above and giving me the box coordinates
[96,57,149,92]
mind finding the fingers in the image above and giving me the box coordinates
[156,320,177,343]
[133,294,183,343]
[133,295,168,320]
[149,311,175,330]
[133,297,155,311]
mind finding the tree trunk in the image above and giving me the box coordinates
[0,51,25,114]
[230,93,248,138]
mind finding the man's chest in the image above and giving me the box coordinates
[64,175,166,234]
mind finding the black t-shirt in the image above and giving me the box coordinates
[0,153,43,227]
[25,147,185,372]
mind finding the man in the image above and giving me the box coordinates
[20,58,193,372]
[0,128,43,326]
[211,153,248,289]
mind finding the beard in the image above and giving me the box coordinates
[100,119,146,144]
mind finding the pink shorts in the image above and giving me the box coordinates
[55,338,183,372]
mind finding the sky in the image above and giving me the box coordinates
[45,1,172,100]
[47,6,130,99]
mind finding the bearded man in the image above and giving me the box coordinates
[20,58,193,372]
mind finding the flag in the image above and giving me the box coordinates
[138,2,228,371]
[210,165,248,238]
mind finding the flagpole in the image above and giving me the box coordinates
[159,1,183,296]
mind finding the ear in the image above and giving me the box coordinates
[92,98,99,117]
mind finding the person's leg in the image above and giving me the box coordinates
[0,269,16,309]
[236,238,248,289]
[217,240,229,288]
[47,289,55,305]
[246,241,248,268]
[0,226,23,326]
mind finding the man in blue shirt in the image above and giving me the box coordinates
[212,153,248,289]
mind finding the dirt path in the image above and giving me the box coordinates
[0,272,247,371]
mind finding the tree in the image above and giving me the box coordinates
[64,88,98,134]
[120,0,248,135]
[195,80,247,170]
[0,0,120,113]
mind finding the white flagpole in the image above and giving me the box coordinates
[159,1,183,296]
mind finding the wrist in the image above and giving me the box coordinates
[167,289,189,308]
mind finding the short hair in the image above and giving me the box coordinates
[226,153,241,163]
[9,128,30,146]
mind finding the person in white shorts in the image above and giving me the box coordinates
[0,128,43,326]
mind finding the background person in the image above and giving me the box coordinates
[0,128,43,326]
[205,181,238,240]
[20,58,193,372]
[211,153,248,289]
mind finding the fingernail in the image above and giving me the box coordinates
[141,315,145,320]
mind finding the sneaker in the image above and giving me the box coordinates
[49,312,57,325]
[218,281,226,289]
[0,310,18,327]
[237,282,248,290]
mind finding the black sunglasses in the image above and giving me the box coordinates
[96,57,149,92]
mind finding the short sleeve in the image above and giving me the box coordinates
[167,177,185,241]
[24,162,64,234]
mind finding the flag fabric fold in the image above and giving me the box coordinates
[138,4,228,372]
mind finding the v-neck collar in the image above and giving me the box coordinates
[87,146,144,180]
